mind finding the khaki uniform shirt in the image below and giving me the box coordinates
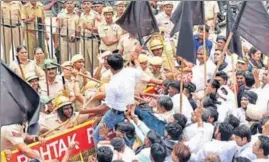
[135,68,152,94]
[41,113,89,137]
[1,124,25,151]
[98,22,122,51]
[1,1,23,25]
[204,1,220,21]
[9,60,45,80]
[117,33,139,61]
[155,12,174,39]
[57,11,80,37]
[39,75,64,98]
[22,2,45,30]
[80,11,97,36]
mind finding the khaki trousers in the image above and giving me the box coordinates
[60,37,80,63]
[1,26,21,64]
[81,39,99,72]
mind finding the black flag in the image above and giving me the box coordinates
[174,2,196,64]
[226,2,243,57]
[232,1,269,56]
[0,61,40,134]
[170,1,204,37]
[116,1,159,44]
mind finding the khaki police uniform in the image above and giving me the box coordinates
[80,11,99,71]
[118,33,139,61]
[155,7,174,39]
[98,22,122,52]
[57,11,80,63]
[204,1,219,39]
[149,56,166,80]
[22,2,48,59]
[9,59,45,80]
[39,75,64,98]
[1,1,24,64]
[1,124,25,151]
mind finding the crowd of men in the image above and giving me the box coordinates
[1,1,269,162]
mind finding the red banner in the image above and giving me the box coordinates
[2,120,95,162]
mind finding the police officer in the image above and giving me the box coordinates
[25,74,40,94]
[39,59,64,98]
[80,0,99,71]
[56,1,80,63]
[155,2,174,39]
[40,96,89,137]
[22,1,49,59]
[1,1,24,64]
[149,56,166,80]
[98,6,123,53]
[113,1,127,21]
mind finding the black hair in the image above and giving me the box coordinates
[165,123,182,141]
[115,121,135,138]
[168,80,181,92]
[236,71,245,76]
[16,45,27,53]
[147,130,162,145]
[150,143,167,162]
[248,47,258,57]
[173,113,187,129]
[198,24,210,33]
[33,47,43,54]
[184,82,196,94]
[244,72,255,87]
[203,94,220,109]
[111,137,125,152]
[56,104,73,119]
[157,96,173,111]
[224,114,240,129]
[242,91,258,104]
[233,125,252,142]
[216,35,227,42]
[258,135,269,156]
[216,71,229,82]
[250,117,269,135]
[218,122,234,141]
[233,157,251,162]
[203,106,219,123]
[211,79,221,90]
[97,146,113,162]
[107,54,124,71]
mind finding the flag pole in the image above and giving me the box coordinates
[231,55,238,109]
[179,60,184,113]
[210,32,234,84]
[203,25,207,94]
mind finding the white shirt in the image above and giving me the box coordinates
[135,147,151,162]
[105,67,142,111]
[171,93,193,123]
[192,59,217,92]
[253,84,269,114]
[113,146,136,162]
[190,140,237,162]
[184,123,214,153]
[234,142,257,160]
[233,108,248,125]
[252,159,269,162]
[216,98,233,122]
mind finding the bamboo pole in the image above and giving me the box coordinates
[51,62,101,83]
[179,63,184,114]
[203,25,207,94]
[40,119,71,137]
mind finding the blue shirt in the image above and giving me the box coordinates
[193,34,213,54]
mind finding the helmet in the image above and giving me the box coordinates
[53,96,72,112]
[26,73,39,82]
[103,6,114,14]
[61,61,72,67]
[43,59,57,70]
[71,54,84,65]
[149,56,163,66]
[40,95,52,105]
[149,39,163,51]
[138,54,148,63]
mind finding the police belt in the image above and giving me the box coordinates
[61,36,81,42]
[2,23,21,28]
[100,49,119,54]
[83,36,98,40]
[111,108,124,115]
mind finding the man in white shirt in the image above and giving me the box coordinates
[111,137,136,162]
[167,81,193,123]
[191,122,237,162]
[80,54,142,144]
[192,45,217,92]
[252,136,269,162]
[233,125,257,160]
